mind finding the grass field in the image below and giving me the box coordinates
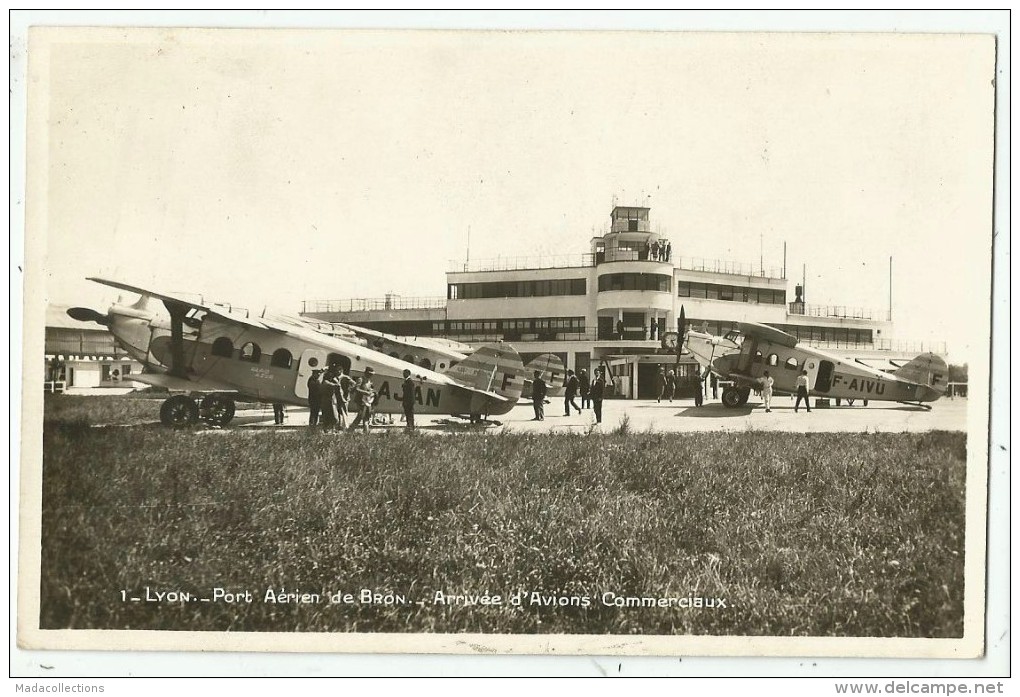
[39,395,966,636]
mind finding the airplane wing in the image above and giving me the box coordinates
[735,322,799,348]
[89,277,286,332]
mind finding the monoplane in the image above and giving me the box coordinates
[68,278,526,426]
[683,321,947,409]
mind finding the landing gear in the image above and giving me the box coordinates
[722,386,750,408]
[200,394,236,426]
[160,395,200,427]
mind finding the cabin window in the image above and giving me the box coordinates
[271,348,293,369]
[211,337,233,358]
[767,353,779,366]
[420,358,432,370]
[785,357,799,370]
[239,342,261,363]
[752,351,763,364]
[307,356,319,368]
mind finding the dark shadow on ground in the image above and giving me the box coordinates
[676,403,756,417]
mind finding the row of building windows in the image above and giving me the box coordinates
[689,319,874,346]
[597,273,672,293]
[448,278,586,300]
[434,317,586,336]
[678,281,787,306]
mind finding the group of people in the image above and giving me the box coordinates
[644,239,672,262]
[299,364,417,432]
[532,365,615,424]
[758,368,811,413]
[654,367,677,403]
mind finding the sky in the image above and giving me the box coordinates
[27,24,996,363]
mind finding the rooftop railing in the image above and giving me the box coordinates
[449,251,786,278]
[450,254,595,273]
[301,297,448,314]
[788,302,889,321]
[675,256,785,279]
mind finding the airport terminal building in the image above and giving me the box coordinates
[300,206,944,400]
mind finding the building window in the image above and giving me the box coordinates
[270,348,293,369]
[211,337,233,357]
[239,342,261,362]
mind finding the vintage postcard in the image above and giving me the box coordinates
[16,24,999,662]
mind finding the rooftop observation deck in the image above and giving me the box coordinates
[301,296,447,314]
[787,302,891,322]
[447,252,786,279]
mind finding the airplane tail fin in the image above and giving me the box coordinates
[445,342,526,407]
[523,353,567,398]
[893,353,949,399]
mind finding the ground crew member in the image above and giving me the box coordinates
[306,369,323,426]
[531,370,547,421]
[401,368,416,430]
[795,369,812,413]
[665,369,676,402]
[761,370,774,413]
[656,367,667,403]
[272,402,286,425]
[694,372,704,407]
[564,369,581,416]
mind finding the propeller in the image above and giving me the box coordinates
[66,307,110,326]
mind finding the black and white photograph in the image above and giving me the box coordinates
[13,12,1005,674]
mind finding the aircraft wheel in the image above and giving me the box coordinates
[200,394,236,426]
[721,387,743,408]
[160,395,199,427]
[736,387,751,406]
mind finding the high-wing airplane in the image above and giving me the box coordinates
[67,278,526,427]
[333,321,568,397]
[683,321,948,409]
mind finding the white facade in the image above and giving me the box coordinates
[303,206,942,400]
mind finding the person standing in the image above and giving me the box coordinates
[350,367,377,432]
[272,402,286,425]
[335,366,355,431]
[319,364,342,428]
[590,365,614,425]
[306,369,323,426]
[650,239,659,261]
[795,369,812,413]
[531,370,547,421]
[694,372,704,407]
[761,370,774,413]
[563,369,581,416]
[578,368,591,409]
[401,368,416,430]
[616,319,625,341]
[655,367,666,403]
[665,369,676,402]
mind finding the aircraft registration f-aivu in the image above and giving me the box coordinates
[682,319,948,410]
[68,278,525,426]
